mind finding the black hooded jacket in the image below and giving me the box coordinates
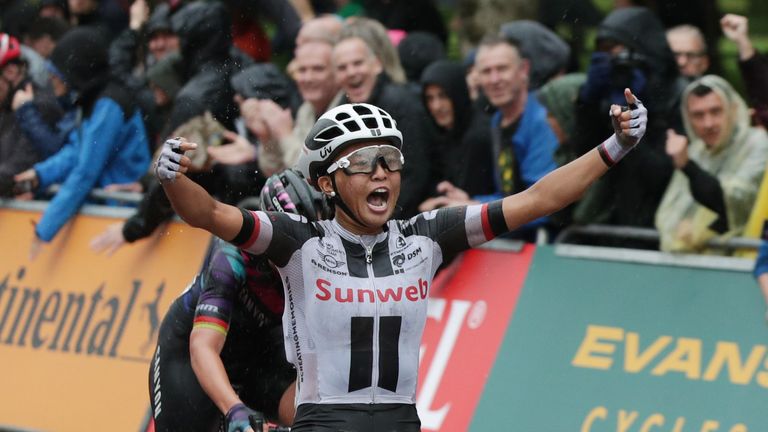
[109,3,175,90]
[69,0,128,41]
[362,0,447,44]
[420,60,495,197]
[107,4,175,150]
[165,1,239,134]
[572,7,686,231]
[50,27,136,120]
[121,5,262,244]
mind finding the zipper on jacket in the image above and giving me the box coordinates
[363,241,378,404]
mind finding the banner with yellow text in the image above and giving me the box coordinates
[472,246,765,432]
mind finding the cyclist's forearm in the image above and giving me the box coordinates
[190,330,243,415]
[501,147,607,230]
[162,175,216,227]
[161,175,242,241]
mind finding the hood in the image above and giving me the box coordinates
[656,74,767,252]
[230,63,292,108]
[596,6,676,78]
[147,51,183,101]
[500,20,570,89]
[681,74,749,155]
[536,73,586,140]
[171,1,231,74]
[397,31,446,83]
[420,60,471,133]
[146,3,173,36]
[49,27,109,94]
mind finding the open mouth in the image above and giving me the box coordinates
[366,187,390,211]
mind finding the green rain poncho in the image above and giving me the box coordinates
[655,75,768,253]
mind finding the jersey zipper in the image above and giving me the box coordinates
[364,242,379,404]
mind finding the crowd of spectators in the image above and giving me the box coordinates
[1,0,768,258]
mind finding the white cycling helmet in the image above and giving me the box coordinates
[297,103,402,189]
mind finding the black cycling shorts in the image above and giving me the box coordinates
[291,403,421,432]
[149,299,295,432]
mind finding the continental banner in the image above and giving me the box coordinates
[0,207,211,432]
[472,246,766,431]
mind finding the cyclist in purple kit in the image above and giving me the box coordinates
[154,89,647,431]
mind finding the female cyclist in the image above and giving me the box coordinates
[149,170,329,432]
[154,89,647,431]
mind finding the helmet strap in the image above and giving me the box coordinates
[330,174,368,229]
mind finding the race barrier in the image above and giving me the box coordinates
[0,202,763,431]
[0,204,211,432]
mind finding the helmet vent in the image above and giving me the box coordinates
[353,105,373,116]
[343,120,361,132]
[335,112,351,121]
[382,118,392,128]
[315,125,344,141]
[362,117,378,129]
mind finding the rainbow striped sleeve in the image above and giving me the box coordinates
[193,315,229,335]
[193,294,232,336]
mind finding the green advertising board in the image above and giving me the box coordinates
[472,246,766,432]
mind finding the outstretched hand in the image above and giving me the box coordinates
[90,222,127,256]
[597,88,648,167]
[610,88,647,149]
[720,14,749,44]
[207,130,257,165]
[154,137,197,183]
[720,14,755,60]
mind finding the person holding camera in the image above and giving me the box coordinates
[570,7,689,246]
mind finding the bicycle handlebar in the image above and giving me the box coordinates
[249,414,290,432]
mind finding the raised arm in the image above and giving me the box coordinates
[501,88,647,230]
[155,138,243,241]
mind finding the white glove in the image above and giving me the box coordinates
[598,89,648,167]
[154,138,183,182]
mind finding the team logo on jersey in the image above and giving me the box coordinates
[315,278,429,303]
[392,253,405,268]
[396,235,407,249]
[312,240,348,275]
[407,247,422,261]
[318,238,343,257]
[320,253,345,269]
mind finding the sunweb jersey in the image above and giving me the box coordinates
[231,202,507,406]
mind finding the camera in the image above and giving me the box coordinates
[0,176,35,197]
[610,49,647,90]
[14,179,34,195]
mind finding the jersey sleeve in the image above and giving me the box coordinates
[405,201,507,261]
[230,208,317,267]
[193,242,246,336]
